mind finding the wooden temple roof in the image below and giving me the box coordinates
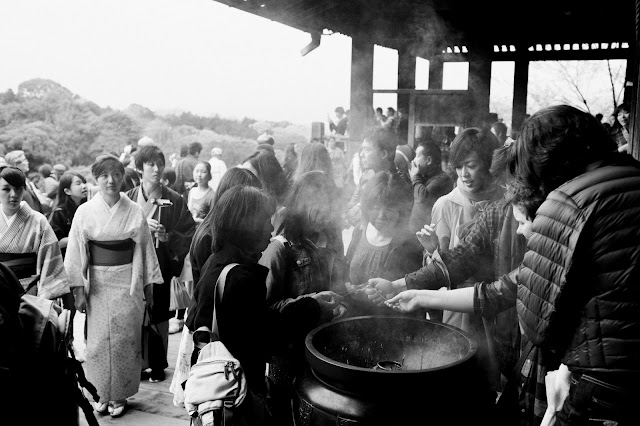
[213,0,635,60]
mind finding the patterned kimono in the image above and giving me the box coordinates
[64,193,162,402]
[0,201,68,299]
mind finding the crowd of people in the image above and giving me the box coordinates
[0,102,639,425]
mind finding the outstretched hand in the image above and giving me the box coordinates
[416,223,439,254]
[385,290,425,313]
[365,278,395,306]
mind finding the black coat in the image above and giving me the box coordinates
[128,185,195,322]
[518,155,640,373]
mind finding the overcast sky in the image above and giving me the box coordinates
[0,0,365,123]
[1,0,622,128]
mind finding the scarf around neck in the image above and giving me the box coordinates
[455,177,501,204]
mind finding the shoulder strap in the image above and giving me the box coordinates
[211,263,239,340]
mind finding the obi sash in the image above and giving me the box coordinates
[0,252,37,280]
[88,239,135,266]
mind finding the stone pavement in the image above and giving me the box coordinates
[75,227,355,425]
[75,314,190,425]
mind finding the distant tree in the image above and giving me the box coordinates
[0,121,58,169]
[18,78,73,100]
[89,111,141,157]
[0,89,18,105]
[527,60,626,116]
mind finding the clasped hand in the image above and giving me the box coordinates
[311,291,345,320]
[147,218,168,242]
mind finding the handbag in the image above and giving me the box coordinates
[184,263,270,426]
[170,324,196,406]
[169,276,191,311]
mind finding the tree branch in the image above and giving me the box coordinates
[607,59,618,110]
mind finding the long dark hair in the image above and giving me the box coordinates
[210,186,275,254]
[53,172,87,213]
[278,171,339,245]
[294,143,334,181]
[244,152,288,205]
[194,167,263,257]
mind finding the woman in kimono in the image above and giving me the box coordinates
[65,154,163,417]
[0,166,72,307]
[127,145,195,383]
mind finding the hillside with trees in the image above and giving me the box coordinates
[0,78,309,170]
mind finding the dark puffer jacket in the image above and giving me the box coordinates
[517,157,640,374]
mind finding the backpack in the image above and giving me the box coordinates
[183,263,250,426]
[0,262,100,426]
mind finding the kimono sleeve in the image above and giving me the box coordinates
[64,209,90,290]
[36,217,70,299]
[135,208,163,288]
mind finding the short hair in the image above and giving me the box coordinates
[279,171,339,243]
[188,142,203,156]
[335,107,345,114]
[595,113,603,121]
[448,127,500,173]
[505,182,545,220]
[615,103,630,116]
[360,171,413,230]
[135,145,165,170]
[38,164,52,178]
[91,154,125,180]
[416,141,442,165]
[179,144,189,157]
[4,151,26,168]
[508,104,617,197]
[491,122,508,138]
[387,107,396,115]
[375,107,383,114]
[55,172,87,210]
[0,166,26,189]
[294,143,333,181]
[362,126,398,160]
[210,186,276,253]
[194,161,212,185]
[162,167,176,187]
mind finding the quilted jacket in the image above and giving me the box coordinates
[517,156,640,374]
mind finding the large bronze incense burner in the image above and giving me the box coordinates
[294,316,492,425]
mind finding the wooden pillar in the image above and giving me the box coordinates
[429,55,443,90]
[630,0,640,160]
[349,35,374,142]
[398,47,416,114]
[512,54,530,136]
[467,43,492,128]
